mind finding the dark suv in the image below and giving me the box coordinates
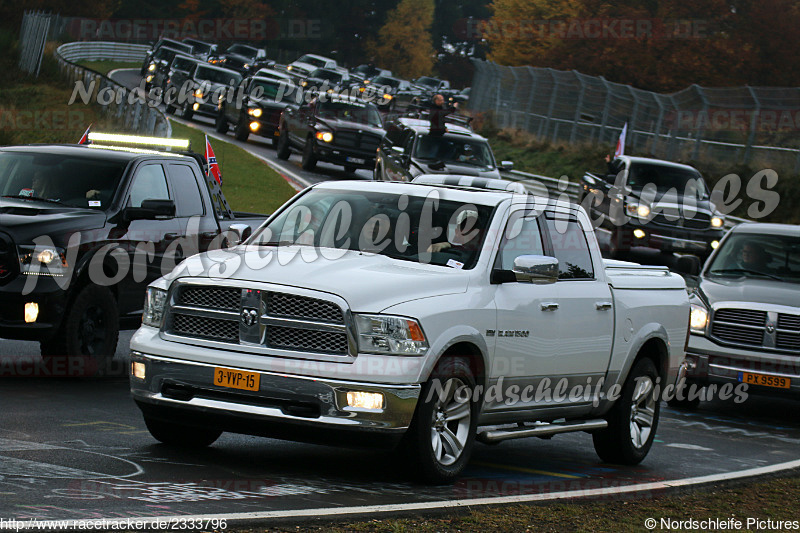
[374,117,510,181]
[276,95,385,173]
[166,64,242,120]
[217,75,297,144]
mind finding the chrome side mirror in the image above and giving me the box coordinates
[500,160,514,171]
[512,255,559,284]
[391,145,405,155]
[227,223,252,246]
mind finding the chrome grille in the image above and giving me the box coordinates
[172,314,239,342]
[776,331,800,351]
[334,131,381,152]
[267,326,348,354]
[778,313,800,331]
[179,287,240,310]
[710,322,764,346]
[710,307,800,353]
[714,309,766,327]
[651,213,711,229]
[267,292,343,324]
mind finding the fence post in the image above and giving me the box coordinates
[744,86,760,165]
[570,70,586,144]
[541,69,558,141]
[598,77,612,146]
[692,85,707,161]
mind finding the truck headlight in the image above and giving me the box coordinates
[711,216,724,228]
[689,303,709,334]
[18,245,68,276]
[193,89,204,99]
[248,107,263,117]
[625,203,650,218]
[143,287,168,328]
[315,131,333,143]
[148,63,156,72]
[354,314,428,356]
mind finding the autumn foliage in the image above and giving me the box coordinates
[369,0,436,79]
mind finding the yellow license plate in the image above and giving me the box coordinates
[739,372,790,389]
[213,367,260,391]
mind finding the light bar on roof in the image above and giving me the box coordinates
[86,144,184,156]
[86,132,190,150]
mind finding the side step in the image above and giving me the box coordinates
[476,419,608,444]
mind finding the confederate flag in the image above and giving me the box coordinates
[205,134,222,185]
[78,124,92,145]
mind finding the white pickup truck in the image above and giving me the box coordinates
[130,176,689,483]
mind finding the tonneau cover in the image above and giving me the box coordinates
[604,260,687,290]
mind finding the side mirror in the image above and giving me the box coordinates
[500,160,514,171]
[512,255,559,284]
[674,255,701,276]
[582,172,597,186]
[124,199,176,221]
[227,223,252,246]
[391,146,405,155]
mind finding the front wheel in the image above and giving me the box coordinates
[403,357,478,484]
[593,357,661,465]
[234,116,250,141]
[181,102,194,120]
[301,138,317,170]
[215,110,229,133]
[144,416,222,448]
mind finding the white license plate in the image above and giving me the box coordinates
[346,157,365,164]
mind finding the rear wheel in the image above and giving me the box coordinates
[181,102,194,120]
[593,357,660,465]
[301,138,317,170]
[276,126,291,160]
[403,357,478,484]
[144,417,222,448]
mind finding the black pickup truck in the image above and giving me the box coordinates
[0,139,267,370]
[580,156,725,259]
[276,95,385,173]
[216,75,297,145]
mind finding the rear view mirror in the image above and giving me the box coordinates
[391,146,405,155]
[674,255,702,276]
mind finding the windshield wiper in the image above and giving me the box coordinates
[709,268,784,281]
[2,195,70,206]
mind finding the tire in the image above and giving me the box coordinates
[41,285,119,376]
[144,416,222,448]
[403,357,478,484]
[593,357,661,465]
[234,116,250,141]
[373,164,381,181]
[181,102,194,120]
[215,110,229,133]
[270,134,279,148]
[301,137,317,171]
[276,126,291,160]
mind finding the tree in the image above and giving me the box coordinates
[370,0,436,79]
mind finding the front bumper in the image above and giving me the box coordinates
[616,223,723,254]
[130,352,420,448]
[685,334,800,396]
[0,275,68,341]
[313,141,376,169]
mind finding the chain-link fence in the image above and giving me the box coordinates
[469,60,800,171]
[18,11,66,76]
[54,42,171,138]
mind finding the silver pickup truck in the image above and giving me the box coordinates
[130,176,689,483]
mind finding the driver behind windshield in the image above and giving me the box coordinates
[428,209,481,254]
[728,242,771,272]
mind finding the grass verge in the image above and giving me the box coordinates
[230,473,800,532]
[169,120,296,214]
[75,60,141,77]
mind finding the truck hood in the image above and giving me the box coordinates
[172,246,470,312]
[315,117,385,136]
[697,275,800,309]
[0,199,106,242]
[412,160,500,179]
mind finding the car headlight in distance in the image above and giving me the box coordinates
[248,107,263,117]
[355,314,428,355]
[142,287,168,328]
[689,303,709,334]
[193,89,203,98]
[18,245,68,276]
[148,63,156,72]
[625,203,651,218]
[315,131,333,142]
[383,93,393,100]
[711,216,724,228]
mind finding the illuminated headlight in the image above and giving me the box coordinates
[142,287,168,328]
[364,79,371,84]
[346,391,384,410]
[633,229,646,239]
[711,240,720,249]
[147,63,156,72]
[192,103,200,111]
[300,80,308,87]
[131,361,146,380]
[359,87,366,92]
[315,131,333,142]
[689,303,709,334]
[625,203,651,218]
[249,121,260,131]
[711,216,724,228]
[24,302,39,323]
[18,245,68,275]
[248,107,263,117]
[193,89,203,98]
[243,63,250,69]
[354,314,428,356]
[145,75,154,82]
[287,65,293,70]
[383,94,393,100]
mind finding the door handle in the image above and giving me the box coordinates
[200,231,218,240]
[164,233,179,241]
[540,302,559,312]
[595,301,613,311]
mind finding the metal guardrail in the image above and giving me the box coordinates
[501,169,748,230]
[54,41,171,138]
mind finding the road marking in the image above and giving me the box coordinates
[665,443,714,451]
[472,461,581,479]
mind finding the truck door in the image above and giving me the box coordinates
[488,209,562,413]
[167,162,219,254]
[542,212,614,390]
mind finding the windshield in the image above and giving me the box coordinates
[297,55,328,68]
[310,69,343,82]
[372,75,399,88]
[250,79,292,101]
[159,40,192,54]
[227,44,258,59]
[250,188,494,269]
[414,136,495,168]
[195,67,241,85]
[154,47,181,61]
[171,57,195,71]
[184,40,211,54]
[0,152,127,209]
[706,232,800,283]
[317,101,382,127]
[416,76,440,88]
[628,162,708,197]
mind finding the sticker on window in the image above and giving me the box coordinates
[89,200,101,207]
[446,258,464,269]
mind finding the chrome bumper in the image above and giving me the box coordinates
[130,352,421,440]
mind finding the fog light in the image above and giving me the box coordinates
[131,361,146,380]
[145,75,154,82]
[346,391,384,410]
[249,121,260,131]
[633,229,646,239]
[192,103,200,111]
[24,302,38,323]
[711,240,719,249]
